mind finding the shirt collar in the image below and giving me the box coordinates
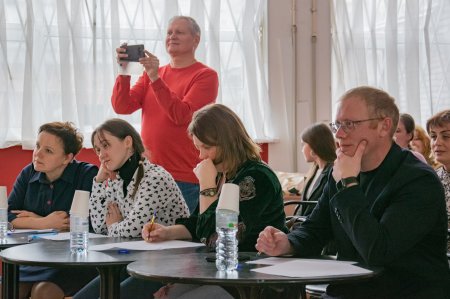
[29,160,77,184]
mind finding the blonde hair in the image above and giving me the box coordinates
[340,86,399,137]
[413,125,437,167]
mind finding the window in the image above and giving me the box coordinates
[0,0,273,148]
[331,0,450,124]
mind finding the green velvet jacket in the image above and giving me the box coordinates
[176,159,288,252]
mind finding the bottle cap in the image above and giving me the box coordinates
[70,190,90,217]
[0,186,7,209]
[216,183,240,214]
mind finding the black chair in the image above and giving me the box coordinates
[306,284,328,299]
[284,200,318,217]
[284,200,318,228]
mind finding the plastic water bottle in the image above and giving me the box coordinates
[70,214,89,254]
[0,208,8,241]
[216,208,239,271]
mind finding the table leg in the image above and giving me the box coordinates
[2,262,19,299]
[234,286,262,299]
[233,285,305,299]
[96,265,122,299]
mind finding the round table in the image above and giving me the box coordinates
[0,238,205,299]
[127,252,381,299]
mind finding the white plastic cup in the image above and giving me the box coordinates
[0,186,7,209]
[217,183,240,214]
[70,190,90,217]
[0,186,8,240]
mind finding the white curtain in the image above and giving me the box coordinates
[0,0,273,149]
[331,0,450,125]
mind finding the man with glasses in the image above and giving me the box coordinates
[256,86,450,298]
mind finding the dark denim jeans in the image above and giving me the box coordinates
[73,267,163,299]
[176,181,200,214]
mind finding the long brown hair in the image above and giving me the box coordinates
[301,123,336,163]
[301,122,336,185]
[91,118,145,199]
[188,104,261,178]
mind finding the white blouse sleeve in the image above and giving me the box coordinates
[89,179,111,235]
[107,164,189,238]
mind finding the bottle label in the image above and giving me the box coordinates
[227,223,237,228]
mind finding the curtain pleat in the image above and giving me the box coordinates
[0,0,273,149]
[332,0,450,124]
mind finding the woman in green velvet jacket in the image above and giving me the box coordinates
[141,103,288,299]
[143,103,287,250]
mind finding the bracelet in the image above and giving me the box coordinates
[199,187,218,197]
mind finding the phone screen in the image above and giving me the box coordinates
[121,44,145,62]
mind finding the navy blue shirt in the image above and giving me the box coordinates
[8,160,98,222]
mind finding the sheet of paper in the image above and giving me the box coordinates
[89,240,205,251]
[251,259,372,278]
[247,257,300,265]
[247,257,355,265]
[38,232,108,240]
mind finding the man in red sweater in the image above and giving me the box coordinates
[112,16,219,213]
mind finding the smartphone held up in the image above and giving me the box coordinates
[120,44,145,62]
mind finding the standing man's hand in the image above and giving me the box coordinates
[333,140,367,182]
[116,43,129,68]
[140,50,160,82]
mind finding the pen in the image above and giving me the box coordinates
[28,231,58,241]
[8,229,58,236]
[146,211,156,241]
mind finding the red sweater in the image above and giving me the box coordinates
[111,62,219,183]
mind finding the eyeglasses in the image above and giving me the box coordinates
[329,118,383,134]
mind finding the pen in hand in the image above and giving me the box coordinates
[146,211,156,241]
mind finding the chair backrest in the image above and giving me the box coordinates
[284,200,319,230]
[284,200,319,216]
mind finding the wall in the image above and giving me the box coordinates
[0,144,268,194]
[267,0,332,173]
[0,146,100,194]
[0,1,330,185]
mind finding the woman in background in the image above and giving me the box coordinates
[395,113,415,149]
[411,125,438,168]
[426,109,450,251]
[295,122,336,218]
[73,118,189,299]
[395,113,427,163]
[286,123,337,256]
[6,121,98,299]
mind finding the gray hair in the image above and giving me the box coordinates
[168,16,201,37]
